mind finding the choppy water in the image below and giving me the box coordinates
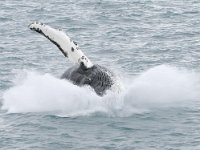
[1,0,200,149]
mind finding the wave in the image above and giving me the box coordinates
[2,65,200,117]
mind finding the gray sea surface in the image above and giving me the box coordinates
[1,0,200,149]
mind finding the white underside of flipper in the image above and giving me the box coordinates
[29,22,93,68]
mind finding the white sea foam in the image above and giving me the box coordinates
[2,65,200,117]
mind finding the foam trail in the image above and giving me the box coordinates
[2,65,200,117]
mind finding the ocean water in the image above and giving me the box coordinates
[1,0,200,149]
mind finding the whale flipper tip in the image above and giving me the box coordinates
[29,21,45,32]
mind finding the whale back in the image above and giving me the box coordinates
[61,65,114,96]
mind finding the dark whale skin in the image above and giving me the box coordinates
[61,64,114,96]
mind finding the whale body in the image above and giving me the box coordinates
[29,22,115,96]
[61,64,114,96]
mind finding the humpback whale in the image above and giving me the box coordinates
[29,22,116,96]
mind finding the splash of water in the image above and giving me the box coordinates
[2,65,200,117]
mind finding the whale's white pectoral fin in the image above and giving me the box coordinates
[29,22,93,68]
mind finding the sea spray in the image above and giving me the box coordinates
[2,65,200,117]
[124,65,200,106]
